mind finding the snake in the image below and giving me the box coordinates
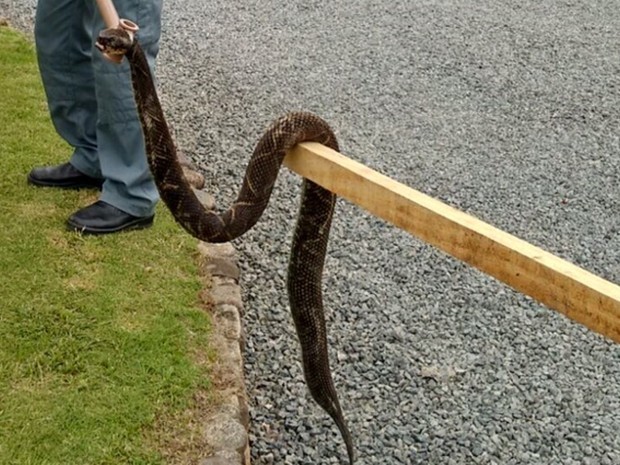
[96,27,355,464]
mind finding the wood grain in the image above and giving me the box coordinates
[285,142,620,343]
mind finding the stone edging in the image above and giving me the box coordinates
[186,166,251,465]
[196,240,251,465]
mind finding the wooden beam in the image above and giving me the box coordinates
[284,142,620,344]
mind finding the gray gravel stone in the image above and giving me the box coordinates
[3,0,619,464]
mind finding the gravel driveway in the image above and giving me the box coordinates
[2,1,619,464]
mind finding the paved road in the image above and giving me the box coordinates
[3,1,619,464]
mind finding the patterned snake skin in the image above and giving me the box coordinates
[96,28,354,464]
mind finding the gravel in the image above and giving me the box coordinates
[3,1,619,464]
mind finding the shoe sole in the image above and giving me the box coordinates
[28,174,104,190]
[66,216,155,235]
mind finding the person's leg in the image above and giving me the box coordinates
[91,0,162,218]
[32,0,101,180]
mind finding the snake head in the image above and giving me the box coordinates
[96,27,134,57]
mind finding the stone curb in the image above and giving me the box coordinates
[188,168,251,465]
[197,242,250,465]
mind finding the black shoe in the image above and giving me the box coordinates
[28,162,104,189]
[67,201,154,235]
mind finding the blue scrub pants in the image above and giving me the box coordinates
[34,0,162,217]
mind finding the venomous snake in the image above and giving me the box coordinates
[96,28,355,464]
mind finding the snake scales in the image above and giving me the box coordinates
[96,28,354,464]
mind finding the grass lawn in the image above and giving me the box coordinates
[0,25,213,465]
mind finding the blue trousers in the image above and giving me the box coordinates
[35,0,162,217]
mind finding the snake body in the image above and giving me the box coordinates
[96,28,354,464]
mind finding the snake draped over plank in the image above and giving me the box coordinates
[96,27,355,464]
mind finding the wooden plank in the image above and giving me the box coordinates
[284,142,620,343]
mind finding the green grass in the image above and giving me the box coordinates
[0,26,212,465]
